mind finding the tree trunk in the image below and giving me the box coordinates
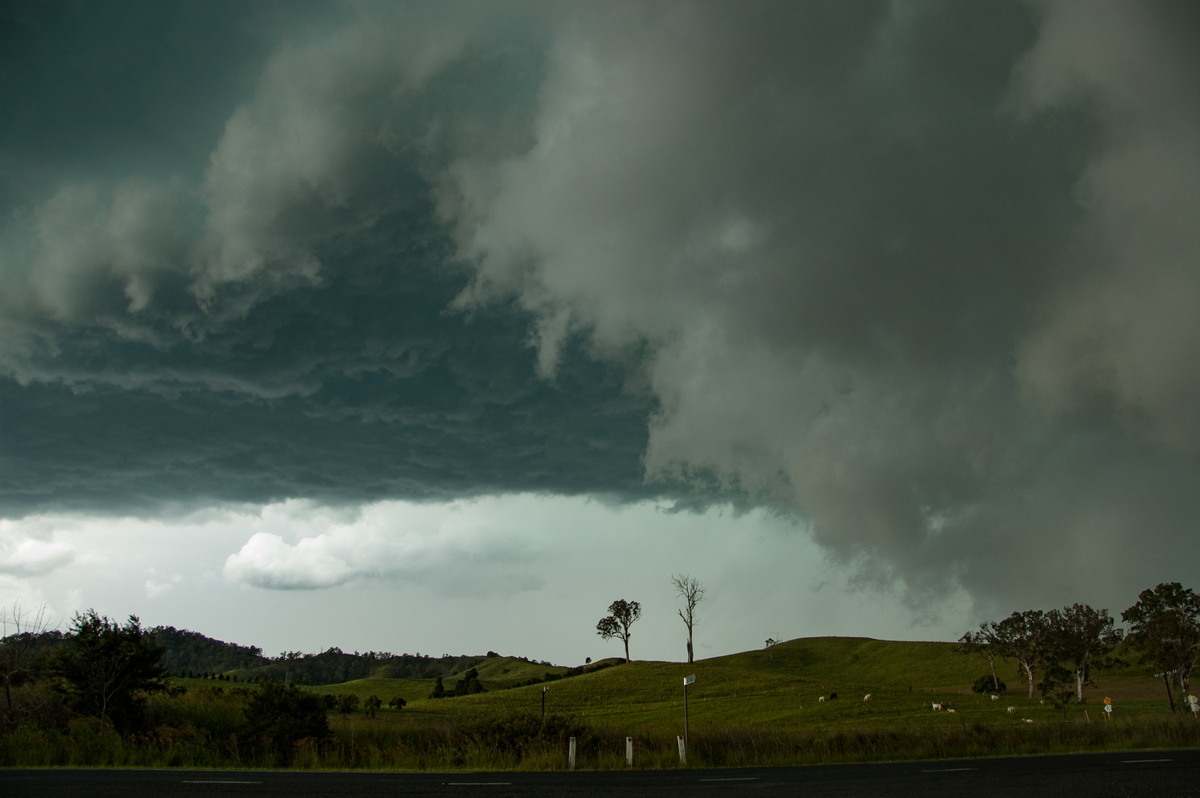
[1163,673,1177,712]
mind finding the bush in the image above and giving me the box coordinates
[972,674,1006,694]
[241,683,330,766]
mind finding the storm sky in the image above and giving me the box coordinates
[2,0,1198,665]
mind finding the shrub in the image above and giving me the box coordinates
[972,674,1006,694]
[240,683,330,766]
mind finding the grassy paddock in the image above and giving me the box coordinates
[4,637,1198,770]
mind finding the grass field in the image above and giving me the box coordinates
[317,636,1180,733]
[6,636,1196,771]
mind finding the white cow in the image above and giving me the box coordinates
[863,694,872,702]
[1007,706,1017,714]
[932,702,944,711]
[990,694,1000,701]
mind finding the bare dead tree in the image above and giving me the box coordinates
[671,574,706,664]
[1,603,52,725]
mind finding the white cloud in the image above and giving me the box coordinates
[0,521,75,576]
[222,498,541,594]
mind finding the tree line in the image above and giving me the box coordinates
[959,582,1200,713]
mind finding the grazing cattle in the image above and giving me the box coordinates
[863,694,872,702]
[1007,706,1017,714]
[819,696,825,703]
[947,709,956,713]
[990,695,1000,701]
[830,692,838,699]
[932,702,943,711]
[1023,718,1034,724]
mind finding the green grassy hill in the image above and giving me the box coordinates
[312,636,1171,734]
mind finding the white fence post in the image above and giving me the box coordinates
[626,736,634,768]
[677,734,687,765]
[568,737,576,770]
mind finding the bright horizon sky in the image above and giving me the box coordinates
[2,0,1198,666]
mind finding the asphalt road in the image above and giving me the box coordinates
[4,750,1198,797]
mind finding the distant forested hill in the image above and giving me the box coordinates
[146,626,545,685]
[149,626,270,675]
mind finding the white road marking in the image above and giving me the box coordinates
[1120,759,1173,764]
[699,777,759,781]
[182,781,262,784]
[920,768,977,773]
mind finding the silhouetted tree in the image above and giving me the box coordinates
[1044,603,1123,703]
[0,603,52,728]
[429,676,446,699]
[242,682,330,766]
[454,668,486,696]
[596,599,641,663]
[336,694,360,716]
[1122,582,1200,711]
[671,575,705,664]
[991,610,1052,699]
[52,610,166,733]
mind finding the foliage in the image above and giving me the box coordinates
[52,611,167,734]
[335,694,360,715]
[430,676,446,699]
[241,682,330,766]
[971,674,1006,694]
[454,668,486,696]
[1122,582,1200,709]
[388,695,407,710]
[991,610,1052,699]
[596,599,641,664]
[958,624,1002,693]
[1044,604,1124,703]
[149,626,267,675]
[0,603,54,730]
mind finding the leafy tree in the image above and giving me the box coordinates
[1044,603,1123,703]
[388,695,407,710]
[1121,582,1200,711]
[53,610,167,733]
[454,667,486,696]
[364,695,382,719]
[430,676,446,699]
[992,610,1051,699]
[1038,663,1079,719]
[957,622,1003,693]
[596,599,641,664]
[971,674,1006,694]
[336,693,360,716]
[671,575,706,664]
[242,682,330,766]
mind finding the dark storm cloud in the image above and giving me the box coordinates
[1,0,1198,621]
[0,0,661,516]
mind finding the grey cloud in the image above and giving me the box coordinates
[1,0,1197,625]
[446,1,1200,611]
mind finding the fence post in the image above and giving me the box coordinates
[568,737,576,770]
[677,734,687,765]
[626,736,634,768]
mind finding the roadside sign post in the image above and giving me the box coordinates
[683,674,696,762]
